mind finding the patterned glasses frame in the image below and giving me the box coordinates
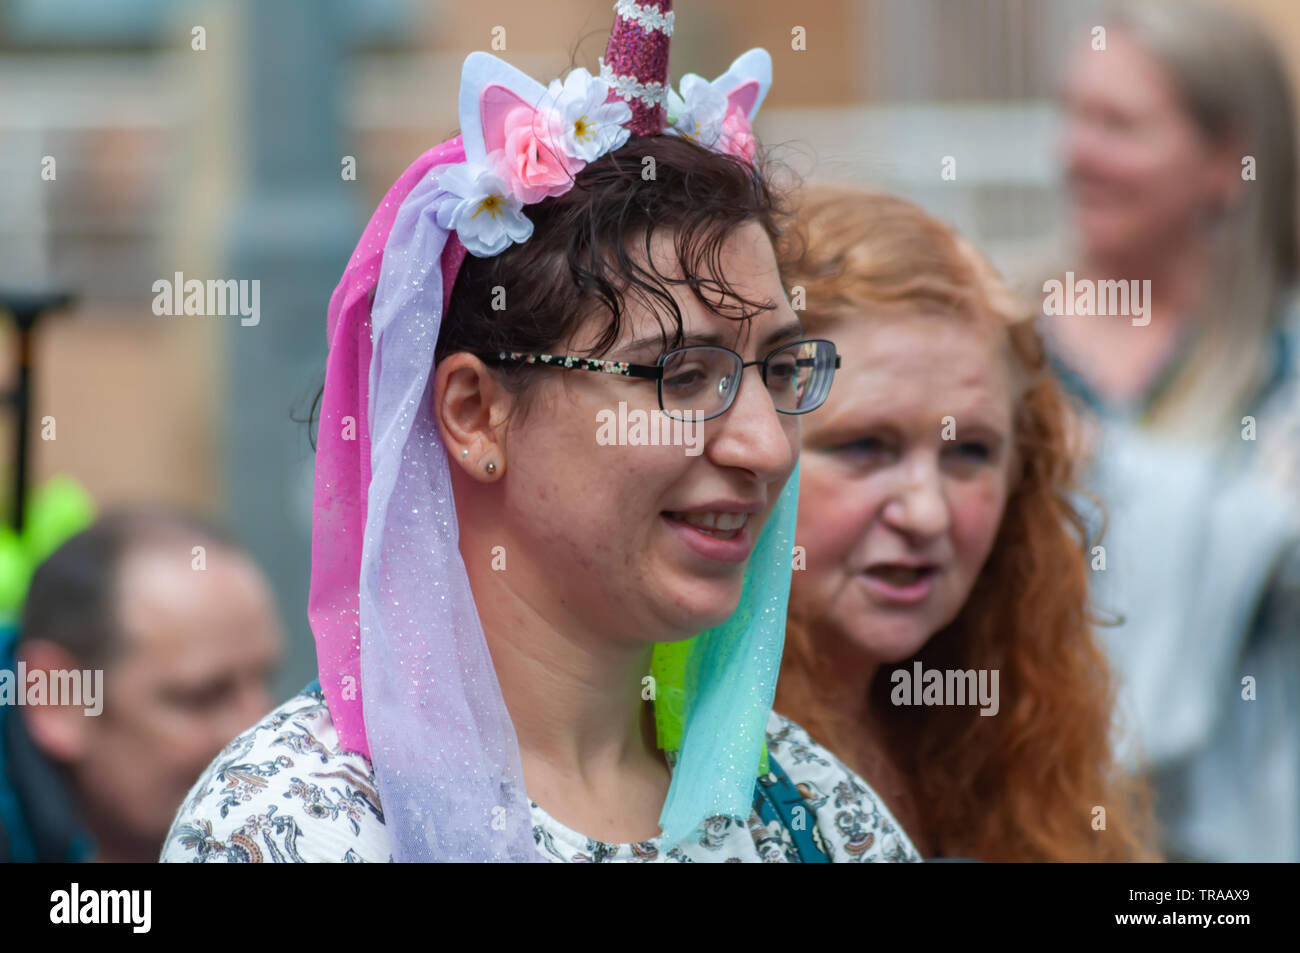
[482,338,842,422]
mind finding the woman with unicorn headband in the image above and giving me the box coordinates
[161,2,919,863]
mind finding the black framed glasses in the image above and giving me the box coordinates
[483,338,841,422]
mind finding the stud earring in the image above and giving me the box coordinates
[485,462,497,474]
[461,448,469,458]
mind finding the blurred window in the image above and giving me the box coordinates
[1,0,415,49]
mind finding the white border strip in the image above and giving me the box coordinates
[613,0,675,35]
[599,58,666,108]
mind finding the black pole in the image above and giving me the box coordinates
[0,291,73,533]
[14,322,31,535]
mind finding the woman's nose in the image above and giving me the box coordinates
[880,458,949,540]
[705,365,797,485]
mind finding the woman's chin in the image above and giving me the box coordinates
[659,576,746,636]
[840,617,935,667]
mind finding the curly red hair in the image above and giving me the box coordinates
[774,187,1156,861]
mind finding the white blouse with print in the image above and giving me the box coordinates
[160,687,920,863]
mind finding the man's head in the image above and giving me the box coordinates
[17,507,285,862]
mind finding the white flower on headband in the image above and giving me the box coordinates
[545,68,633,162]
[435,49,770,257]
[433,69,631,257]
[434,162,534,257]
[666,74,728,148]
[666,72,759,162]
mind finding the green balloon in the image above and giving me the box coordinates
[0,527,30,619]
[0,476,96,619]
[22,476,95,568]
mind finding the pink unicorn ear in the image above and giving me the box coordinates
[458,51,548,164]
[479,84,535,154]
[726,81,760,117]
[712,48,771,120]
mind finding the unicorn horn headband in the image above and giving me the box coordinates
[309,0,790,861]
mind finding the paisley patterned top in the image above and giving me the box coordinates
[160,687,920,863]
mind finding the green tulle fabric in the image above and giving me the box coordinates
[651,639,771,776]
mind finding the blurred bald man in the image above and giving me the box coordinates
[0,508,285,862]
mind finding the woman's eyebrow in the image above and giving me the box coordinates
[759,321,807,349]
[621,320,806,356]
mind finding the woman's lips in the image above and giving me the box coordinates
[661,512,754,564]
[859,565,938,606]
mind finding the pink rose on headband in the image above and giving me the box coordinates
[720,103,756,162]
[494,105,584,204]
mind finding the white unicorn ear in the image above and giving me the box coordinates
[710,48,772,119]
[458,51,549,164]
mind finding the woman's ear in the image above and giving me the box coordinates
[435,353,511,480]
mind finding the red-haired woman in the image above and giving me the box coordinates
[774,187,1155,861]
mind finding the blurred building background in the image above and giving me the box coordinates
[1,0,1297,696]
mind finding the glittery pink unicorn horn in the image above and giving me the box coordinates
[600,0,674,135]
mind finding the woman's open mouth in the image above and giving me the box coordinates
[664,511,746,539]
[860,564,938,605]
[662,511,753,563]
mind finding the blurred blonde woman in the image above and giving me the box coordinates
[1041,0,1300,861]
[774,187,1155,861]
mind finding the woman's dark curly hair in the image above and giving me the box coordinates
[437,135,789,395]
[308,134,790,441]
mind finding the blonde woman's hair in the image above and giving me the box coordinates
[1109,0,1299,440]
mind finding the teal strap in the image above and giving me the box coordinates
[752,755,830,863]
[0,628,34,862]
